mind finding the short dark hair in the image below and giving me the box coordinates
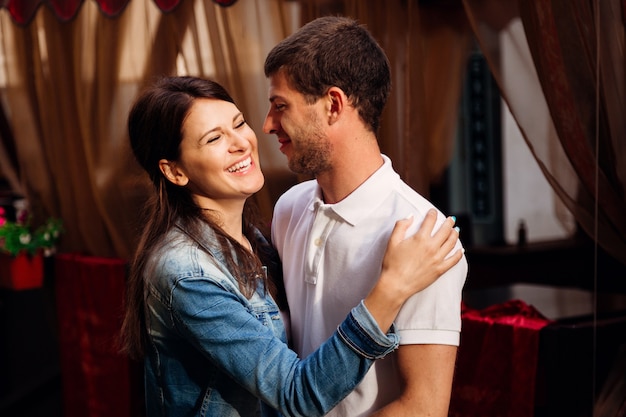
[264,16,391,133]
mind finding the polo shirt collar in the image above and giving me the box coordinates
[309,155,398,226]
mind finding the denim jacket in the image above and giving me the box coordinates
[143,220,399,417]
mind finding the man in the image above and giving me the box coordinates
[263,16,468,417]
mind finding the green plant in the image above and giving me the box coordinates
[0,206,63,256]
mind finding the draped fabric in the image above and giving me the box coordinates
[450,300,553,417]
[0,104,19,195]
[0,0,298,259]
[0,0,238,25]
[55,253,142,417]
[0,0,469,260]
[300,0,474,195]
[462,0,626,266]
[2,0,622,268]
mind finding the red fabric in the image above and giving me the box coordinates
[0,0,237,26]
[55,253,142,417]
[449,300,554,417]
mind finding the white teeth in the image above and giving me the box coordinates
[227,157,252,173]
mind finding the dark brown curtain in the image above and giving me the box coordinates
[463,0,626,266]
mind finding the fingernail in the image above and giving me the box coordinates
[454,226,460,233]
[451,216,457,223]
[405,214,414,220]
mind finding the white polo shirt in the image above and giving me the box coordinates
[271,155,467,417]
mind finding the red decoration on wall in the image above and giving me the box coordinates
[0,0,238,26]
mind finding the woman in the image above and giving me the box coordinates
[120,76,461,417]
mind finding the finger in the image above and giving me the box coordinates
[388,215,414,247]
[439,225,460,258]
[414,209,438,238]
[437,215,457,235]
[439,248,464,273]
[426,213,456,247]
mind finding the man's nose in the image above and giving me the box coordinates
[262,111,277,135]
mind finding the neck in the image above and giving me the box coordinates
[316,138,383,204]
[200,199,247,244]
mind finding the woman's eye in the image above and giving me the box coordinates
[235,119,246,129]
[206,135,221,144]
[274,104,285,111]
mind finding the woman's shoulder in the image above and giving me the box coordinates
[147,226,238,292]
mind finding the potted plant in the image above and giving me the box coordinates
[0,204,63,290]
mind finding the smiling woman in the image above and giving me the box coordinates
[158,98,265,221]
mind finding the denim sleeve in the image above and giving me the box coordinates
[171,279,399,417]
[338,300,400,359]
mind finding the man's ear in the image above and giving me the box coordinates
[326,87,345,124]
[159,159,189,186]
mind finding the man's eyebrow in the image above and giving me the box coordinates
[269,95,286,103]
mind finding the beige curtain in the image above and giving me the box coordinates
[462,0,626,266]
[300,0,474,194]
[0,0,470,260]
[0,0,298,259]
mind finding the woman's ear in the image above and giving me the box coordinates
[159,159,189,186]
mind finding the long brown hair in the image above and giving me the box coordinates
[120,76,285,360]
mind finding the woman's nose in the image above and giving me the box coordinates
[229,132,250,152]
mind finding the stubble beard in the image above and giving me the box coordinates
[287,112,333,176]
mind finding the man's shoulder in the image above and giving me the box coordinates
[386,179,440,213]
[376,158,437,210]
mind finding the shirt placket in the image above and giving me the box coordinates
[305,204,336,284]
